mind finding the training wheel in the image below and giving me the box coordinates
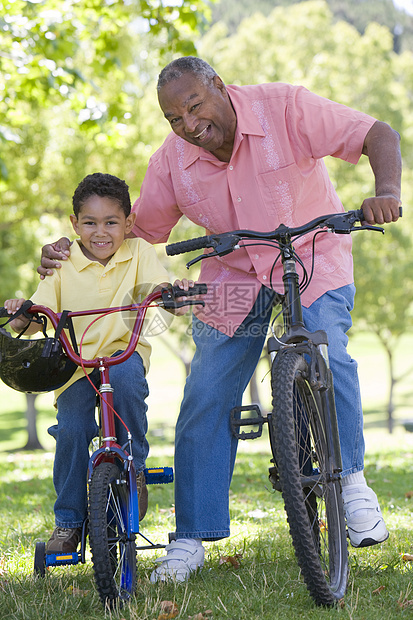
[34,541,46,577]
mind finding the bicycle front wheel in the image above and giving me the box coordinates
[88,462,137,607]
[270,351,348,606]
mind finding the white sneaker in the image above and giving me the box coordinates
[150,538,205,583]
[342,484,389,548]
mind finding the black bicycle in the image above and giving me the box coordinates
[165,208,385,606]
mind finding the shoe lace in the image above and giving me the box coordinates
[55,527,72,539]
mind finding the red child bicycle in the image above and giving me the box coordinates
[0,283,206,607]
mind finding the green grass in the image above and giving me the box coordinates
[0,332,412,618]
[0,437,412,619]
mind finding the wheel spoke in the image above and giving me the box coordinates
[270,351,348,606]
[88,462,137,607]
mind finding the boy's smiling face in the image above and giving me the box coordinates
[70,195,136,265]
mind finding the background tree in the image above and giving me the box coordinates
[0,0,213,448]
[209,0,413,51]
[1,0,412,445]
[199,0,413,425]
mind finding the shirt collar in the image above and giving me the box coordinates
[71,239,133,272]
[180,84,265,169]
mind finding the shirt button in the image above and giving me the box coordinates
[229,165,233,170]
[102,274,106,278]
[262,275,267,280]
[254,254,259,259]
[237,196,242,202]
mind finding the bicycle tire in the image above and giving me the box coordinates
[34,541,46,577]
[88,461,137,607]
[270,351,348,606]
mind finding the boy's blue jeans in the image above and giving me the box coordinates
[174,284,364,540]
[49,351,149,529]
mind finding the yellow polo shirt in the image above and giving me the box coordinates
[30,237,170,399]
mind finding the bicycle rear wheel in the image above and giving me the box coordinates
[270,351,348,606]
[88,461,137,607]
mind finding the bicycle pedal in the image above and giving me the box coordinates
[45,552,82,567]
[144,466,174,484]
[268,466,282,492]
[230,404,265,439]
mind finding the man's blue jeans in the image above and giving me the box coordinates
[49,351,149,528]
[174,284,364,540]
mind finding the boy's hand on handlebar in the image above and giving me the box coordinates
[361,194,401,225]
[171,279,201,315]
[37,237,72,279]
[3,298,30,331]
[4,298,26,315]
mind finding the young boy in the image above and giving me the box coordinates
[5,172,190,554]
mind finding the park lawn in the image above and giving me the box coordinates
[0,432,412,619]
[0,331,412,618]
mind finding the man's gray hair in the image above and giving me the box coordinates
[157,56,218,92]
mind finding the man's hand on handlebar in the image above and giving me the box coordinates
[361,194,401,226]
[38,237,72,279]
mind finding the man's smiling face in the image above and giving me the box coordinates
[158,73,237,162]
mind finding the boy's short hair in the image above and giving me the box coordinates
[72,173,132,217]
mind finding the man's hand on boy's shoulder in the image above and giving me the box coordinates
[38,238,72,279]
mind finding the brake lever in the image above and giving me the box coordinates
[186,234,241,268]
[186,253,215,268]
[324,213,384,235]
[353,223,385,233]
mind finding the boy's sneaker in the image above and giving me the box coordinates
[342,484,389,548]
[150,538,205,583]
[137,470,148,521]
[46,527,82,553]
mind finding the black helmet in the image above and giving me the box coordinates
[0,327,77,393]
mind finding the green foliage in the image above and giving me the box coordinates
[0,0,214,302]
[352,226,413,340]
[198,0,413,423]
[210,0,413,52]
[1,0,413,420]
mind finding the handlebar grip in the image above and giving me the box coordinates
[172,283,208,297]
[357,206,402,222]
[166,235,213,256]
[0,300,34,322]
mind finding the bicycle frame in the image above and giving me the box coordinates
[25,288,165,533]
[165,209,384,473]
[266,232,343,480]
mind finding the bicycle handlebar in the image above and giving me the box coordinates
[0,283,208,369]
[165,208,386,259]
[0,300,34,321]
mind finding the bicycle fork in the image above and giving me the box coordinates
[87,362,141,534]
[230,338,343,486]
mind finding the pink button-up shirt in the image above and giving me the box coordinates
[132,82,376,336]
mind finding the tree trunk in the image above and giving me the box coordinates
[22,393,44,450]
[382,339,395,434]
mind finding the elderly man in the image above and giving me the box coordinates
[41,56,401,583]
